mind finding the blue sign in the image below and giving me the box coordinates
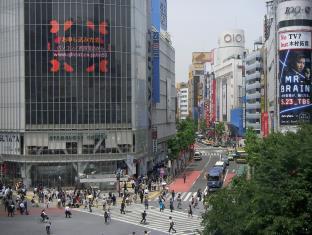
[230,108,244,136]
[152,31,160,103]
[152,0,167,32]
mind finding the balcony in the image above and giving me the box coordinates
[245,71,260,82]
[246,82,261,90]
[246,122,261,130]
[246,92,261,100]
[246,61,261,71]
[246,102,260,110]
[246,51,261,62]
[246,112,261,120]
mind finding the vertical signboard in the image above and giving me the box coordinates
[211,79,217,123]
[152,30,160,103]
[160,0,167,31]
[261,112,269,137]
[279,31,312,125]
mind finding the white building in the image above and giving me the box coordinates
[245,50,262,134]
[177,84,189,120]
[213,30,245,135]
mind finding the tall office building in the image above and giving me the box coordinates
[264,0,312,133]
[0,0,157,187]
[176,82,188,120]
[245,49,263,134]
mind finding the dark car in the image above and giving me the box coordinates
[221,155,229,166]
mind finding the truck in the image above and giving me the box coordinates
[207,167,224,192]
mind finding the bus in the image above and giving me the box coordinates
[207,167,224,192]
[235,150,248,164]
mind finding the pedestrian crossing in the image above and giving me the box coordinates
[153,188,208,202]
[75,203,202,235]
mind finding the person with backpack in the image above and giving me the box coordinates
[168,216,176,233]
[140,210,147,224]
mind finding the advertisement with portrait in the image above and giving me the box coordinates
[279,31,311,125]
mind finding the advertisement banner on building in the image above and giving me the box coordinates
[0,133,20,155]
[160,0,167,31]
[279,48,311,125]
[211,79,216,122]
[192,52,213,64]
[279,31,311,51]
[152,30,160,103]
[261,112,269,137]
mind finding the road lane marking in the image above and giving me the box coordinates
[183,192,192,201]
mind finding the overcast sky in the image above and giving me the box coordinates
[167,0,267,83]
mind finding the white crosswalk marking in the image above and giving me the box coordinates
[183,192,192,202]
[75,203,202,235]
[153,191,204,202]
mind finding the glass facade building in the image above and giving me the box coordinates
[0,0,150,187]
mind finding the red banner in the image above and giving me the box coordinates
[261,112,269,137]
[211,79,216,122]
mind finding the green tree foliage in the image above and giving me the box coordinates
[202,125,312,235]
[167,118,196,160]
[199,118,207,134]
[215,122,225,143]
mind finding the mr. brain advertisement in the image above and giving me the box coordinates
[48,18,110,74]
[279,48,312,125]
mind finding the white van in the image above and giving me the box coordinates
[194,151,202,161]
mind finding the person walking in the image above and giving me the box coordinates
[120,200,126,214]
[140,210,147,224]
[169,198,174,212]
[144,196,149,210]
[168,216,176,233]
[171,190,175,201]
[177,194,182,209]
[104,210,109,224]
[188,204,193,217]
[183,173,186,183]
[159,199,164,212]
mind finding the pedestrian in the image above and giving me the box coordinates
[65,206,71,218]
[191,196,195,207]
[159,199,164,212]
[8,200,15,217]
[197,189,202,201]
[168,216,176,233]
[19,201,25,215]
[177,194,182,209]
[144,196,149,210]
[188,204,193,217]
[169,198,174,212]
[104,210,109,224]
[139,190,144,204]
[171,190,175,200]
[140,210,147,224]
[88,200,92,212]
[183,173,186,183]
[194,196,198,208]
[120,200,126,214]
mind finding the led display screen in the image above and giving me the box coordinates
[24,1,131,125]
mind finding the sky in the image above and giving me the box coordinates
[167,0,267,83]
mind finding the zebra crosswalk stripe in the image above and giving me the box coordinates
[75,203,202,235]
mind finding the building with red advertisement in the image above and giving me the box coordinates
[0,0,176,188]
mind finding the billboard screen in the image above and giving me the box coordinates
[279,49,311,125]
[24,2,131,125]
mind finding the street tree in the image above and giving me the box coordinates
[202,125,312,235]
